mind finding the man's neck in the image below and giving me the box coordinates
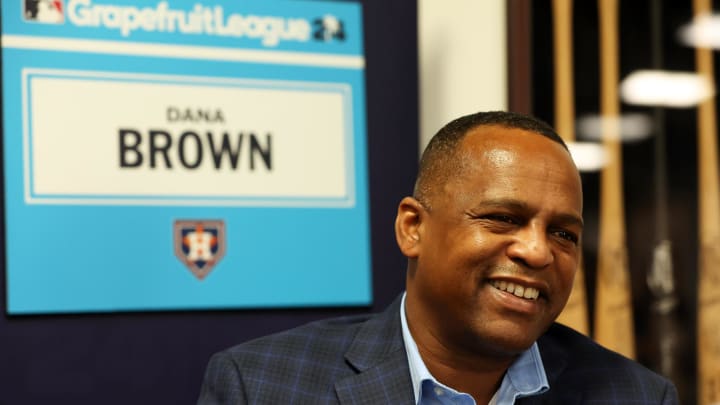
[414,336,514,404]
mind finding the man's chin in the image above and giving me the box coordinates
[467,321,546,358]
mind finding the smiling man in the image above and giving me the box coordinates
[198,111,679,404]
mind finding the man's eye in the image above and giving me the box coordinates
[553,230,579,244]
[485,214,517,224]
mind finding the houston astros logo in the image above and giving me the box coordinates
[174,220,226,280]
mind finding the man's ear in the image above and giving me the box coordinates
[395,196,424,258]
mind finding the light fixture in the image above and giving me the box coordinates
[577,113,653,142]
[677,12,720,48]
[566,142,608,172]
[620,70,714,107]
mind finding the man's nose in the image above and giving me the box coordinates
[506,225,554,269]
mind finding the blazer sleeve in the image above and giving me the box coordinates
[197,351,247,405]
[661,380,680,405]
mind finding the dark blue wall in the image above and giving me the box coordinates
[0,1,419,403]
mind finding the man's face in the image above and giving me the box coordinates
[401,125,583,358]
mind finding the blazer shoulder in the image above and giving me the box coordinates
[199,313,377,404]
[199,299,407,405]
[536,323,679,404]
[540,322,657,372]
[225,312,373,360]
[224,296,404,365]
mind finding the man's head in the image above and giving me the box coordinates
[413,111,569,210]
[395,111,583,360]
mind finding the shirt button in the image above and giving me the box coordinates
[434,387,444,396]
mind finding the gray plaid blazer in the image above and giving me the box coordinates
[197,295,678,404]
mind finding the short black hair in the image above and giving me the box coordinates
[414,111,568,208]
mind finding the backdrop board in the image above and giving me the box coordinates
[2,0,370,314]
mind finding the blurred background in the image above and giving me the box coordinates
[2,0,719,404]
[529,2,713,404]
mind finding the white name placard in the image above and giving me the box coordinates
[25,69,354,206]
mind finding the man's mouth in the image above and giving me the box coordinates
[490,280,540,300]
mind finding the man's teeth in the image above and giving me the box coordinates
[490,280,540,300]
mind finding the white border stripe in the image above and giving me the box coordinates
[2,35,365,69]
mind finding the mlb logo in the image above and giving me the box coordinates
[174,220,226,280]
[24,0,64,24]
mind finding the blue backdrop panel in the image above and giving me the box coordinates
[2,0,370,313]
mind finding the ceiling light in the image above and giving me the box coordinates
[620,70,714,107]
[678,13,720,48]
[577,113,653,142]
[566,142,608,172]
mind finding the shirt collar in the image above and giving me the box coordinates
[400,293,549,404]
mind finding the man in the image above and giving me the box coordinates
[198,111,679,404]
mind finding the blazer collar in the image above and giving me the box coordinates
[335,295,415,404]
[518,323,580,404]
[333,299,579,404]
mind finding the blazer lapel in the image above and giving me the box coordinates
[334,302,582,405]
[518,324,582,404]
[335,296,415,405]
